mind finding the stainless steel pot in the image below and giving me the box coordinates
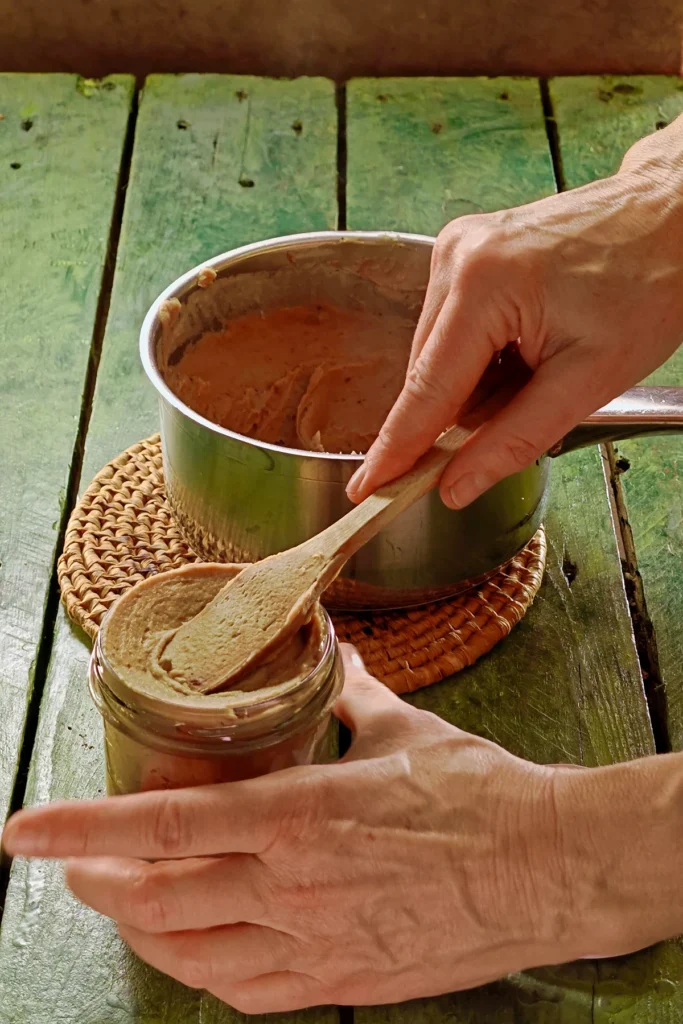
[140,231,683,610]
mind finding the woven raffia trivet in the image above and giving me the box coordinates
[58,437,546,695]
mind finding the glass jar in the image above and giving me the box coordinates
[88,572,343,795]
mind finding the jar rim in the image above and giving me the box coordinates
[92,602,337,725]
[89,609,342,755]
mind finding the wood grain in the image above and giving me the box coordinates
[0,74,338,1024]
[3,73,681,1024]
[549,75,683,186]
[550,75,683,755]
[347,77,556,232]
[0,73,134,833]
[347,75,669,1023]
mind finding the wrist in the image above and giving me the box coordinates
[618,113,683,198]
[548,756,683,960]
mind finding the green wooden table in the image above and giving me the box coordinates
[1,71,683,1023]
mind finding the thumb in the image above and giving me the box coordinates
[334,644,407,738]
[440,347,613,509]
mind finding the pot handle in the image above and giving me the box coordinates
[550,386,683,456]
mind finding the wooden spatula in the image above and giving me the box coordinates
[158,422,472,693]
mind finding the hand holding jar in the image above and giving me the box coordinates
[5,645,683,1013]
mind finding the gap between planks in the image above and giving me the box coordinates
[605,445,670,752]
[336,84,348,230]
[540,77,670,754]
[539,78,566,191]
[0,86,142,922]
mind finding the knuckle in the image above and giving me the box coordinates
[499,433,541,472]
[432,230,454,266]
[75,826,95,857]
[126,866,170,933]
[433,215,484,266]
[177,948,215,990]
[404,361,449,405]
[147,793,192,857]
[457,229,505,279]
[436,214,482,246]
[297,775,336,831]
[370,426,400,459]
[268,776,330,849]
[455,212,489,236]
[435,213,510,277]
[70,811,104,857]
[278,878,328,914]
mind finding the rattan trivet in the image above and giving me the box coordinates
[58,437,546,695]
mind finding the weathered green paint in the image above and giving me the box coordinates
[550,76,683,752]
[0,74,338,1024]
[86,72,339,473]
[407,450,654,767]
[347,76,670,1023]
[549,75,683,187]
[3,73,683,1024]
[346,77,556,233]
[0,73,134,833]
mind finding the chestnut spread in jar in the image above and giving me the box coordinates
[89,564,342,795]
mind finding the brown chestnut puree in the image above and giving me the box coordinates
[164,303,413,453]
[97,565,337,793]
[100,564,326,710]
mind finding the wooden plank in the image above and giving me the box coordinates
[346,77,556,232]
[549,75,683,187]
[81,72,339,472]
[347,76,666,1023]
[0,73,134,833]
[550,75,683,755]
[0,74,338,1024]
[407,448,655,767]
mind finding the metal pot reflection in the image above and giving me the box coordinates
[140,231,683,610]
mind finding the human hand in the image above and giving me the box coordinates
[1,647,674,1013]
[347,116,683,509]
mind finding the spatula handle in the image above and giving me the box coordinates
[306,423,471,573]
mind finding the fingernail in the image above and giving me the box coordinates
[445,473,489,510]
[346,464,367,497]
[340,644,365,670]
[349,649,365,670]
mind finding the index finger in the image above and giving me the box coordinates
[347,292,495,502]
[2,769,318,861]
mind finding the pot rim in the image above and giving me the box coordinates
[139,229,435,464]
